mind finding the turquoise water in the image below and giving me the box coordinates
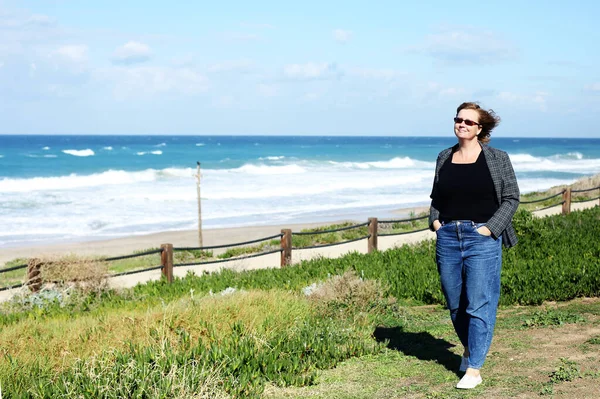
[1,135,599,247]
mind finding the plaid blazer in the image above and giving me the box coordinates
[428,143,520,248]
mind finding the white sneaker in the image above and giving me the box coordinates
[459,356,468,372]
[456,374,482,389]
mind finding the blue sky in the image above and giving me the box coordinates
[0,0,599,137]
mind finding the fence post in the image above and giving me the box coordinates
[280,229,292,267]
[368,217,378,253]
[161,244,174,283]
[562,188,571,215]
[27,258,42,293]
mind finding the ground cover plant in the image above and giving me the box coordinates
[0,205,599,397]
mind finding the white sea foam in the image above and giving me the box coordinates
[2,148,600,248]
[511,153,600,173]
[259,156,285,161]
[103,146,113,150]
[232,164,306,175]
[42,146,50,150]
[196,143,205,146]
[0,169,158,192]
[329,157,434,170]
[151,150,162,155]
[564,152,583,160]
[63,149,95,157]
[155,143,167,147]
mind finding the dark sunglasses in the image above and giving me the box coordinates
[454,117,481,127]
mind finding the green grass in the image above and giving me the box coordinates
[1,203,599,396]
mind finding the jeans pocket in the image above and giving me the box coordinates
[474,223,491,237]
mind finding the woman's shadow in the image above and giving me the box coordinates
[373,326,462,377]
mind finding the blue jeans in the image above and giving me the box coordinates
[435,220,502,370]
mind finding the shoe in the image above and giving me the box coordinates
[459,356,468,372]
[456,374,482,389]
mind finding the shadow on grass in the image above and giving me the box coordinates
[373,326,462,377]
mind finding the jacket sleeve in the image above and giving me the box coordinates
[428,155,442,231]
[486,151,520,238]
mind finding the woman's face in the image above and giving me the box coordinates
[454,109,483,141]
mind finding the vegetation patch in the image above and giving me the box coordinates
[540,358,582,395]
[523,308,587,327]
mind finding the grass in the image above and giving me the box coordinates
[262,298,600,399]
[2,264,600,397]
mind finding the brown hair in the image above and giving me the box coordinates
[456,102,501,143]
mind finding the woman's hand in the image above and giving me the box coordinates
[433,220,442,231]
[476,226,492,236]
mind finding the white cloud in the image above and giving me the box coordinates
[0,11,63,56]
[112,41,152,65]
[97,66,209,99]
[584,83,600,92]
[497,91,550,112]
[411,28,518,65]
[283,62,341,80]
[333,29,352,43]
[56,45,88,63]
[426,82,465,97]
[27,14,55,26]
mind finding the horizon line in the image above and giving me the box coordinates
[0,133,598,139]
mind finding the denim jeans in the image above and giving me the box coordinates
[435,220,502,370]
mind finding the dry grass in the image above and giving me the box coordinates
[0,289,310,368]
[545,173,600,196]
[35,254,109,293]
[306,270,393,314]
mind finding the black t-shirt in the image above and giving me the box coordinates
[435,151,499,223]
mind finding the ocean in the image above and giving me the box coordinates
[1,135,600,248]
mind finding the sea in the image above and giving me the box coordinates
[1,135,600,248]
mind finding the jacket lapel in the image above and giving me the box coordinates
[481,144,503,203]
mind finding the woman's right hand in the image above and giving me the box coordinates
[433,220,442,231]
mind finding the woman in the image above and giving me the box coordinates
[429,102,519,389]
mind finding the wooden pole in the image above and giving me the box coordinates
[161,244,174,283]
[368,217,378,253]
[562,188,571,215]
[27,258,42,292]
[280,229,292,267]
[196,162,203,247]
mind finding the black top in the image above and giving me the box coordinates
[434,151,498,223]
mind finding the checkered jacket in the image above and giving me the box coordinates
[428,143,520,247]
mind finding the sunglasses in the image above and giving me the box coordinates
[454,117,481,127]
